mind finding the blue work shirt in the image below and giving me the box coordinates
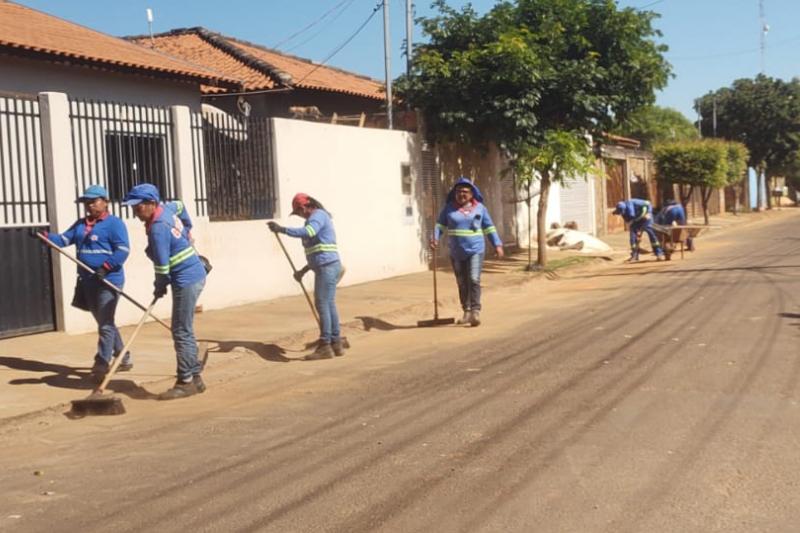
[434,177,502,260]
[47,213,130,286]
[145,201,206,288]
[284,209,339,269]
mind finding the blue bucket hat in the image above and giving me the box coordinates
[122,183,161,206]
[77,184,109,202]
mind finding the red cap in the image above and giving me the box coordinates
[291,193,310,216]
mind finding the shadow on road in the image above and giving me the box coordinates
[778,312,800,328]
[202,340,294,363]
[356,316,419,331]
[0,356,157,399]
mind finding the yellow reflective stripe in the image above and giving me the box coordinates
[304,244,338,255]
[436,223,447,230]
[305,224,316,237]
[169,247,196,267]
[449,229,483,237]
[174,200,184,215]
[483,226,497,235]
[154,264,169,274]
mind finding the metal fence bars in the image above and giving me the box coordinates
[0,93,54,338]
[69,98,177,219]
[200,112,276,221]
[0,93,47,227]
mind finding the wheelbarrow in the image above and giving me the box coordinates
[652,224,706,260]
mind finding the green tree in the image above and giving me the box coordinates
[397,0,670,266]
[695,75,800,208]
[614,105,698,149]
[724,141,749,213]
[654,139,729,225]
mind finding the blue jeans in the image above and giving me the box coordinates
[630,219,662,256]
[171,279,205,381]
[451,253,484,311]
[82,279,128,366]
[313,261,341,344]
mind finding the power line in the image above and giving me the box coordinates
[285,0,358,53]
[272,0,353,49]
[667,34,800,61]
[294,2,383,86]
[637,0,665,8]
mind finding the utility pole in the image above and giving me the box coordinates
[405,0,413,76]
[383,0,393,130]
[712,95,717,137]
[759,0,768,74]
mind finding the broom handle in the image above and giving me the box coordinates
[432,247,440,320]
[273,231,320,327]
[95,297,158,394]
[37,233,172,332]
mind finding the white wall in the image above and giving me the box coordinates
[61,118,427,332]
[0,56,200,109]
[513,179,562,248]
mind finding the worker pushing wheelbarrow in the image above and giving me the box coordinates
[652,199,705,260]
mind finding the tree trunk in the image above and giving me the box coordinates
[732,185,739,216]
[536,172,551,267]
[679,184,694,214]
[700,185,712,225]
[526,197,532,270]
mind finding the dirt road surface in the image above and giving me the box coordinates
[1,212,799,532]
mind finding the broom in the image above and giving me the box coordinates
[70,298,158,417]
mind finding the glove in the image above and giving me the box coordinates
[267,221,283,233]
[95,265,110,281]
[153,274,170,299]
[293,266,309,282]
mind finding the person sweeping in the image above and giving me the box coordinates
[431,177,504,327]
[32,184,131,383]
[268,193,344,360]
[614,198,665,262]
[123,183,207,400]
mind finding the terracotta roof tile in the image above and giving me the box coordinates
[129,28,384,100]
[0,2,237,87]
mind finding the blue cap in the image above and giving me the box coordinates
[122,183,161,206]
[77,184,109,202]
[613,201,626,214]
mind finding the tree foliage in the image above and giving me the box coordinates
[613,105,698,149]
[654,139,745,223]
[695,75,800,207]
[397,0,671,265]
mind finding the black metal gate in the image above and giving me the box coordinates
[0,227,54,339]
[196,112,276,221]
[0,93,55,339]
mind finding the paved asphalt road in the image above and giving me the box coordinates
[1,212,799,532]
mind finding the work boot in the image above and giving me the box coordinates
[469,310,481,327]
[192,374,206,393]
[90,360,109,384]
[305,342,334,361]
[626,254,639,263]
[456,310,471,325]
[158,378,201,400]
[113,351,133,372]
[332,339,346,357]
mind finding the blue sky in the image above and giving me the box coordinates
[16,0,800,120]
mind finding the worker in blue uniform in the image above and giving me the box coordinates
[432,177,504,326]
[655,199,694,251]
[614,198,665,262]
[32,184,131,383]
[268,193,344,360]
[123,183,207,400]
